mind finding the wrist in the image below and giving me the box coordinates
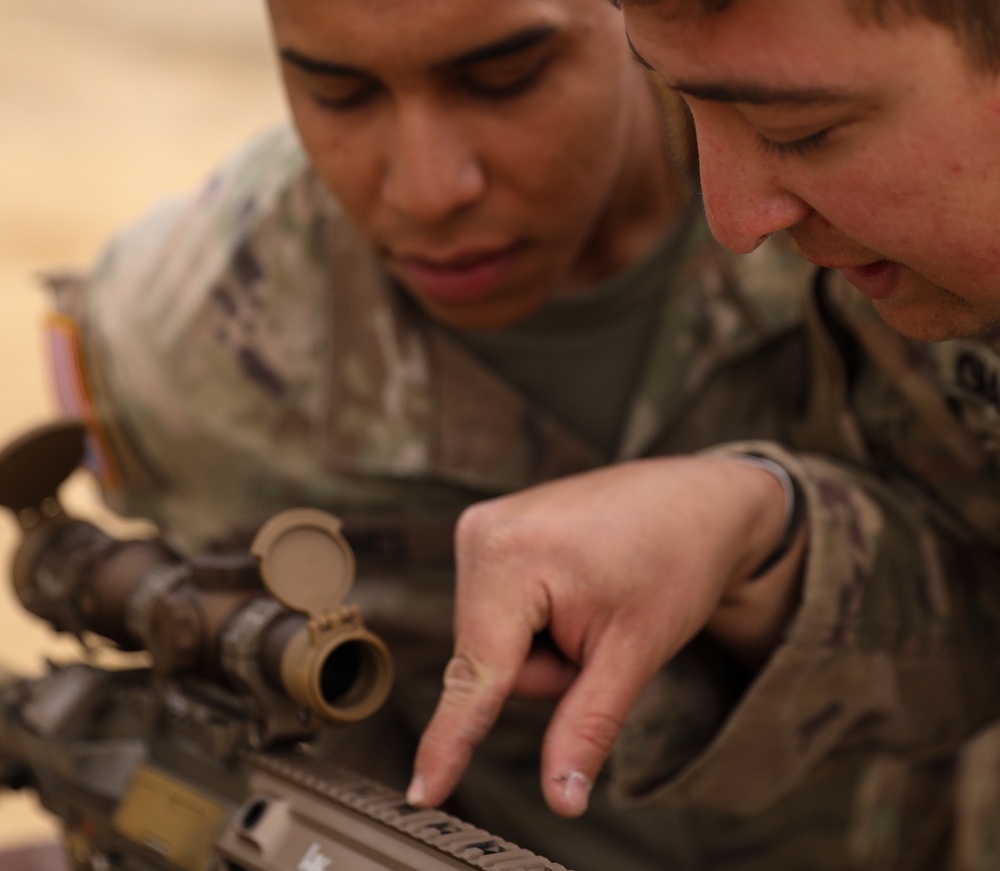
[723,453,804,580]
[709,453,808,666]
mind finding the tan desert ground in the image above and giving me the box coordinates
[0,0,287,846]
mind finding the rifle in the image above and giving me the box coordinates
[0,420,571,871]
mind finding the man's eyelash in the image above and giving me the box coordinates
[313,81,380,112]
[756,128,832,158]
[310,60,550,112]
[462,55,553,101]
[464,67,543,100]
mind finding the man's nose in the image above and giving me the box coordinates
[381,104,486,225]
[695,116,810,254]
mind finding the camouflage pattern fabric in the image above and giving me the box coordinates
[48,124,1000,870]
[611,270,1000,870]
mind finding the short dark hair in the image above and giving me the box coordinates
[614,0,1000,74]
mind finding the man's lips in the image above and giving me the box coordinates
[825,260,900,301]
[796,247,901,302]
[392,242,524,304]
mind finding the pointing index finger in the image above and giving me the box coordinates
[408,499,558,807]
[408,601,538,807]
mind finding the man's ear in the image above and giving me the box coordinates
[648,75,700,190]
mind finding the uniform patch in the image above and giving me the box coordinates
[44,312,121,488]
[954,350,1000,413]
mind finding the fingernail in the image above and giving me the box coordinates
[562,771,592,816]
[406,774,425,806]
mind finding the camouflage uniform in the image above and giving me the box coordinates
[48,125,1000,870]
[611,272,1000,871]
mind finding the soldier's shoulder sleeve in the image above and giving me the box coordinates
[85,123,316,327]
[45,125,331,537]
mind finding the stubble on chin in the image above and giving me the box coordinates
[872,275,1000,342]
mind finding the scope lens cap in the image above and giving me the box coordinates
[0,419,87,512]
[250,508,356,615]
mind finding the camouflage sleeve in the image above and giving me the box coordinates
[609,441,1000,816]
[57,125,337,551]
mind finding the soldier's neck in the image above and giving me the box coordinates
[559,76,692,298]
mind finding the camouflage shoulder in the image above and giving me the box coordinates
[64,125,347,533]
[83,122,344,374]
[87,124,321,290]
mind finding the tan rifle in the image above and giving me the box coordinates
[0,420,570,871]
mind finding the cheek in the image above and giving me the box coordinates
[801,154,1000,294]
[806,119,993,257]
[492,92,628,222]
[797,155,934,251]
[291,105,382,222]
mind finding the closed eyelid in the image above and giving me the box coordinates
[756,129,832,158]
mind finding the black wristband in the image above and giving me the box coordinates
[725,454,805,580]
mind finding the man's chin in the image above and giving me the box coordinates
[872,295,991,343]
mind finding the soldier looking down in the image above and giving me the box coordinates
[412,2,1000,869]
[44,0,1000,869]
[50,1,813,867]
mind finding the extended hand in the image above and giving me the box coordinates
[407,454,804,817]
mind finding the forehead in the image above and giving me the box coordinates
[267,0,602,57]
[624,0,848,44]
[623,0,892,87]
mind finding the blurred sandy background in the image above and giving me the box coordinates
[0,0,285,847]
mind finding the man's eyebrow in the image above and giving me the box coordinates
[279,26,559,79]
[672,81,850,106]
[281,48,360,78]
[446,24,559,67]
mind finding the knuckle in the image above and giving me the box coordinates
[441,654,508,705]
[439,654,506,743]
[441,653,483,694]
[456,502,531,567]
[455,500,492,540]
[568,708,625,758]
